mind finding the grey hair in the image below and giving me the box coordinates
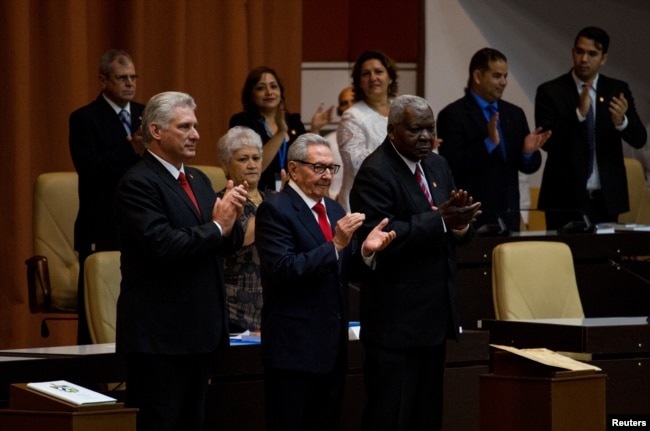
[287,133,330,161]
[142,91,196,145]
[217,126,263,165]
[388,95,431,126]
[99,49,133,76]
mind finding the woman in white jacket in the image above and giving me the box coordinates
[337,50,399,212]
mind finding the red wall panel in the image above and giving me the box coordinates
[303,0,419,63]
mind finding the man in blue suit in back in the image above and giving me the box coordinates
[437,48,550,232]
[255,133,395,431]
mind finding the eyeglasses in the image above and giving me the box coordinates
[294,160,340,175]
[111,74,139,84]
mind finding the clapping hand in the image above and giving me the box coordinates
[523,127,552,153]
[438,189,482,231]
[129,126,146,156]
[609,93,628,127]
[332,212,365,251]
[310,103,334,134]
[213,180,248,236]
[362,218,396,257]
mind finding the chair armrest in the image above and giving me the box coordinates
[25,255,52,312]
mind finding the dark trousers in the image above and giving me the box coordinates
[264,364,346,431]
[125,352,213,431]
[362,343,447,431]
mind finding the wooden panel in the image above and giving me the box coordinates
[480,374,606,431]
[302,0,420,62]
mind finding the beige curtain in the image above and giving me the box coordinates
[0,0,302,349]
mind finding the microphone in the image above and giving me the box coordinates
[557,213,595,234]
[608,259,650,323]
[475,209,512,236]
[519,207,596,234]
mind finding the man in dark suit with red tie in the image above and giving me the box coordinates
[69,49,145,344]
[114,91,248,431]
[255,133,394,431]
[437,48,550,232]
[350,95,481,431]
[535,26,647,230]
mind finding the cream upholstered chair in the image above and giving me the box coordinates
[84,251,121,344]
[25,172,79,336]
[492,241,584,320]
[527,187,546,231]
[619,158,650,224]
[190,165,228,192]
[492,241,591,360]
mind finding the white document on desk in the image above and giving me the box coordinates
[491,344,602,372]
[27,380,117,405]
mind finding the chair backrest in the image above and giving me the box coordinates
[84,251,121,344]
[190,165,227,192]
[619,158,650,224]
[30,172,79,312]
[491,241,584,320]
[527,187,546,231]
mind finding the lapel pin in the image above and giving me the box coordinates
[432,181,437,188]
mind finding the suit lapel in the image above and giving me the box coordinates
[184,168,211,220]
[465,95,488,133]
[384,141,434,211]
[594,76,611,134]
[144,154,204,221]
[286,186,329,243]
[421,161,447,207]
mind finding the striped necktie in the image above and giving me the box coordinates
[119,109,131,136]
[415,164,433,206]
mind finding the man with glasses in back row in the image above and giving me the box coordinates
[69,49,145,344]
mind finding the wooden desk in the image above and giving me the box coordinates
[206,331,490,431]
[456,231,650,328]
[480,317,650,415]
[0,331,490,430]
[0,344,126,399]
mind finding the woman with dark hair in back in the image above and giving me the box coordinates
[229,66,332,191]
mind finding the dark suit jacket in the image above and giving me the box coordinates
[350,138,472,349]
[255,185,350,374]
[69,93,145,254]
[229,111,306,191]
[437,92,541,231]
[114,152,242,355]
[535,71,647,215]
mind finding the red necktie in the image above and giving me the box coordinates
[415,164,433,206]
[178,172,201,213]
[312,202,333,241]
